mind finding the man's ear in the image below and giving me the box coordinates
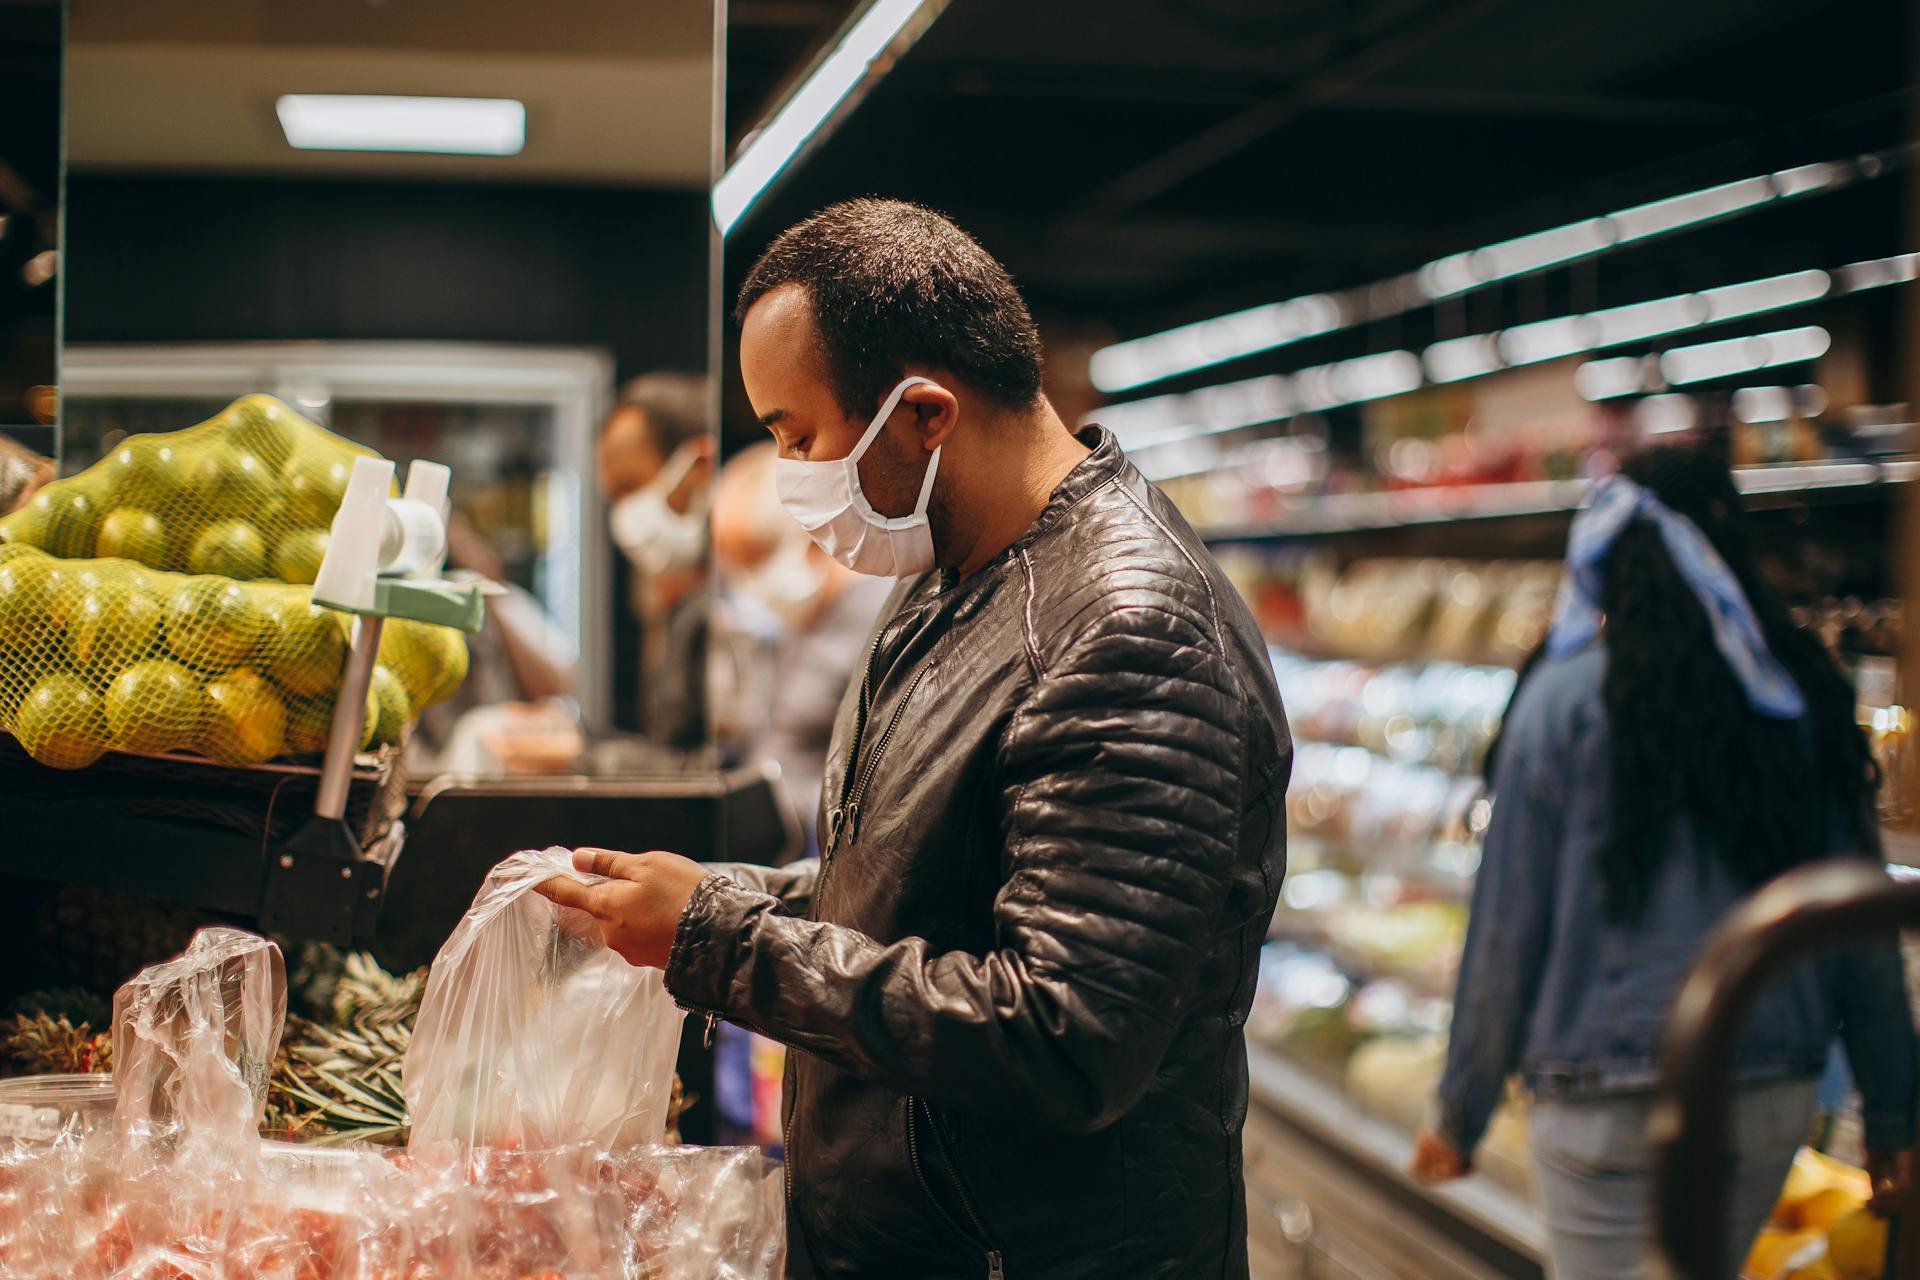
[898,379,961,453]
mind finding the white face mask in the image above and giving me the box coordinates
[774,376,941,579]
[611,441,707,577]
[730,536,826,627]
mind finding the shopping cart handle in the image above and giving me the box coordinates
[1649,858,1920,1280]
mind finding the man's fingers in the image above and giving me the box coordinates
[535,874,600,915]
[574,846,678,881]
[573,847,634,879]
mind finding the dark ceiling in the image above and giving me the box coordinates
[723,0,1915,361]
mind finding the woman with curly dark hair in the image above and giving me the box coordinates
[1410,442,1916,1277]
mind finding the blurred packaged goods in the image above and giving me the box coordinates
[1740,1148,1887,1279]
[1217,551,1557,665]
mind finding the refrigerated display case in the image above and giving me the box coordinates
[58,342,616,728]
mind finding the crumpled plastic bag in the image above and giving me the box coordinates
[404,846,687,1151]
[604,1144,786,1280]
[110,926,284,1163]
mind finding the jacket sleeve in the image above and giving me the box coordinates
[1435,717,1564,1157]
[1834,917,1919,1152]
[665,604,1250,1133]
[704,859,818,917]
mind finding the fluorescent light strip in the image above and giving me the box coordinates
[275,95,525,155]
[1837,252,1920,292]
[1103,256,1895,442]
[1097,351,1420,445]
[1574,356,1652,401]
[1659,325,1831,385]
[1731,384,1828,424]
[1450,267,1832,380]
[1089,148,1885,393]
[1088,294,1345,394]
[712,0,942,236]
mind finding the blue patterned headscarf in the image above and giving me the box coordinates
[1547,474,1807,719]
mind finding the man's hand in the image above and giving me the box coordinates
[1865,1147,1912,1217]
[533,847,709,970]
[1409,1128,1469,1183]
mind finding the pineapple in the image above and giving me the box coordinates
[3,1011,112,1075]
[266,950,423,1144]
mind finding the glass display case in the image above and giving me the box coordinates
[58,341,615,729]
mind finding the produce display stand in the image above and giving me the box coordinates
[378,762,800,971]
[0,734,405,944]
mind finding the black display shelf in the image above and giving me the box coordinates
[0,761,797,953]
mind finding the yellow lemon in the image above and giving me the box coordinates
[13,673,110,770]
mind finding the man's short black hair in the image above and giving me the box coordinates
[734,199,1044,420]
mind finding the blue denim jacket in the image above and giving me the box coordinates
[1436,642,1918,1155]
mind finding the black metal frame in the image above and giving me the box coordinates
[1650,858,1920,1279]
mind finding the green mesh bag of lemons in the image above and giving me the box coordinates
[0,395,468,770]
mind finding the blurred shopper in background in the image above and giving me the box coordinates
[596,371,714,750]
[409,508,581,776]
[0,433,52,513]
[709,440,891,851]
[1413,443,1917,1278]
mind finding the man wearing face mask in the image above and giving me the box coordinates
[540,200,1290,1280]
[597,372,714,749]
[711,441,893,850]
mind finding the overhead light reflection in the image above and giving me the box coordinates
[712,0,945,235]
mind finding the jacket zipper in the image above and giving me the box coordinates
[790,626,891,1215]
[819,630,885,884]
[796,595,945,1240]
[907,1098,1006,1279]
[840,657,936,844]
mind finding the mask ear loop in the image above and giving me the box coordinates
[847,376,937,464]
[912,437,943,517]
[655,438,704,493]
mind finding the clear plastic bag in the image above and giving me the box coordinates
[110,926,285,1162]
[404,847,687,1151]
[603,1145,786,1280]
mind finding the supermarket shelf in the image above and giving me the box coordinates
[1267,926,1461,1001]
[0,793,401,946]
[1246,1041,1546,1264]
[1201,458,1920,542]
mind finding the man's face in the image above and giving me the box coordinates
[597,405,665,502]
[739,283,930,521]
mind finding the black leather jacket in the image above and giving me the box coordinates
[667,428,1291,1279]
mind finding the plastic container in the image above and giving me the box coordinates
[0,1073,115,1145]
